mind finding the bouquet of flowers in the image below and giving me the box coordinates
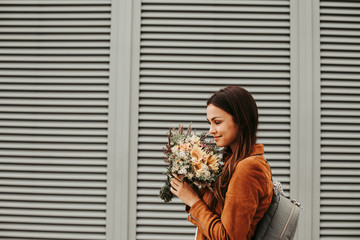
[159,124,224,203]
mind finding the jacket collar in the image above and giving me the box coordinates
[249,143,264,156]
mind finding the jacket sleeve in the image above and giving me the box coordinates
[186,158,266,240]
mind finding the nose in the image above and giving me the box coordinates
[209,124,216,135]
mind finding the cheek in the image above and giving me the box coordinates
[228,124,239,140]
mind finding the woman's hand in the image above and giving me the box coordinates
[170,174,201,207]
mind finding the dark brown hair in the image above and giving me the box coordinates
[207,86,259,211]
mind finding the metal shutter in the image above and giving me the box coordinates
[320,1,360,239]
[137,0,291,239]
[0,1,111,239]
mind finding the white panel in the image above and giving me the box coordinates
[137,0,291,239]
[320,1,360,239]
[0,0,111,239]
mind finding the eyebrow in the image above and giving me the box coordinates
[206,116,221,122]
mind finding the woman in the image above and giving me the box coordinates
[170,86,273,240]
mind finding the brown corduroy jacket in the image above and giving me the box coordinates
[185,144,273,240]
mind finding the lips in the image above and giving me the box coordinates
[214,136,221,140]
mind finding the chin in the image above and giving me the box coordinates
[215,142,225,147]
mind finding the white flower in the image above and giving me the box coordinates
[178,167,187,175]
[187,172,194,179]
[190,135,200,145]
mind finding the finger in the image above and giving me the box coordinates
[171,176,182,187]
[172,173,183,181]
[170,185,178,196]
[170,179,179,188]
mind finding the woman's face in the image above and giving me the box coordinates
[206,103,239,151]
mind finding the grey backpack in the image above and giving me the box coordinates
[253,164,302,240]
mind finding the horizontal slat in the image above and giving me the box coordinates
[0,63,109,69]
[321,132,360,138]
[320,8,360,15]
[0,223,105,233]
[0,186,105,195]
[321,66,360,73]
[0,135,107,143]
[321,169,360,176]
[0,92,108,98]
[141,41,290,49]
[142,19,289,27]
[143,4,288,11]
[321,139,360,146]
[0,194,106,202]
[0,70,109,77]
[0,20,111,26]
[0,216,104,225]
[142,26,289,34]
[0,231,104,240]
[0,128,106,135]
[0,48,110,55]
[0,179,106,187]
[320,1,360,8]
[137,235,193,240]
[321,214,360,221]
[139,91,290,100]
[140,84,290,93]
[321,45,360,51]
[0,106,107,114]
[321,199,360,205]
[322,93,360,100]
[138,219,193,226]
[141,48,290,56]
[321,110,360,116]
[0,164,106,172]
[0,202,106,211]
[0,113,108,121]
[321,37,360,44]
[0,121,107,128]
[320,15,360,22]
[0,27,110,33]
[142,0,288,5]
[321,176,360,183]
[140,56,290,64]
[320,230,360,236]
[0,99,108,106]
[321,23,360,30]
[321,29,360,37]
[141,62,289,71]
[0,84,108,91]
[321,51,360,58]
[141,69,290,79]
[142,34,289,41]
[137,226,194,234]
[142,12,289,20]
[0,34,110,40]
[140,100,290,108]
[0,13,111,19]
[321,147,360,154]
[0,158,106,165]
[0,6,111,11]
[321,207,360,214]
[321,184,360,191]
[0,0,110,4]
[140,79,289,87]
